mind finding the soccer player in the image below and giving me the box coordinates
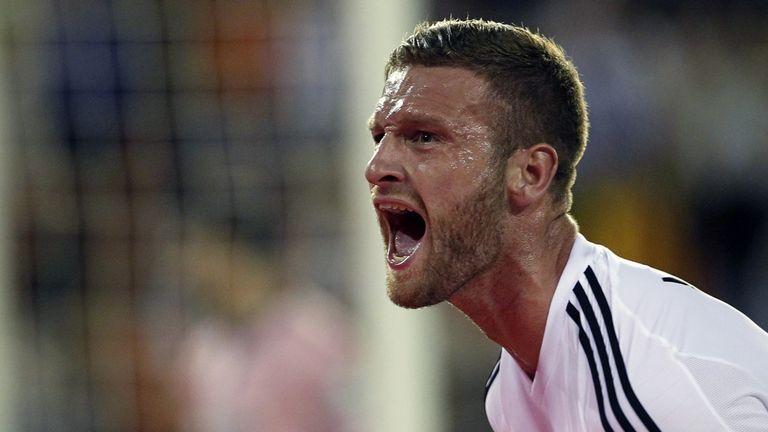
[364,19,768,431]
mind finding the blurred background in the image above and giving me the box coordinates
[0,0,766,431]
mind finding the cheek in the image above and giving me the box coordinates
[453,147,491,181]
[415,162,485,211]
[411,141,496,201]
[450,147,497,187]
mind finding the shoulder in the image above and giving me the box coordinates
[574,239,768,429]
[559,235,768,366]
[596,245,768,366]
[566,236,768,430]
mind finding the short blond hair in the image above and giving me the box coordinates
[386,19,589,209]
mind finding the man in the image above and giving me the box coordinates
[364,19,768,431]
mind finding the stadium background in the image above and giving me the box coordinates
[0,0,766,430]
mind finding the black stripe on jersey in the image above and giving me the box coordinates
[566,302,614,432]
[484,350,502,401]
[584,266,661,432]
[662,276,689,286]
[573,282,635,431]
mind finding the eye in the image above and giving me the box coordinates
[372,132,384,144]
[415,132,435,144]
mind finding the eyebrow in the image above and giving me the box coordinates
[367,111,451,133]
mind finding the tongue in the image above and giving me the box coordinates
[393,229,419,257]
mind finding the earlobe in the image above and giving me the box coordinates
[505,144,558,207]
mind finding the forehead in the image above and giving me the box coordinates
[373,66,492,126]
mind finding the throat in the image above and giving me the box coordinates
[448,271,549,379]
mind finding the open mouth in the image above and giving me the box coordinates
[378,203,427,267]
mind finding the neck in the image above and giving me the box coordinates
[448,211,577,378]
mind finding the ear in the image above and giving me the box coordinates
[504,143,559,208]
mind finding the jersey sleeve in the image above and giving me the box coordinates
[677,354,768,432]
[612,258,768,431]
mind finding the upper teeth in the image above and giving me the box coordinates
[379,203,411,213]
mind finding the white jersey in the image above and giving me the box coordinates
[485,234,768,432]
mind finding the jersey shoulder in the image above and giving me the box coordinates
[605,249,768,367]
[570,241,768,430]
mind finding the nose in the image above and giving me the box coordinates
[364,134,405,187]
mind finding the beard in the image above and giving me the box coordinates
[386,170,507,308]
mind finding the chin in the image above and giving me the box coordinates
[385,273,448,309]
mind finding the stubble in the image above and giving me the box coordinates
[387,169,507,308]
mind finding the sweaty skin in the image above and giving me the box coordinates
[366,65,577,377]
[366,66,505,309]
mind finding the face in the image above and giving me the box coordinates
[365,66,507,308]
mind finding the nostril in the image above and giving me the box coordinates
[364,142,405,184]
[364,159,404,185]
